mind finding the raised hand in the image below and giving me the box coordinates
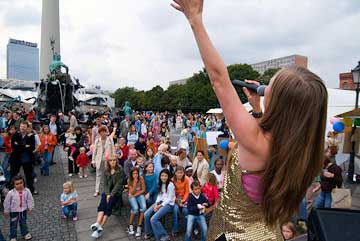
[170,0,204,23]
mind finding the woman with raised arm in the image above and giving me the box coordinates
[171,1,328,240]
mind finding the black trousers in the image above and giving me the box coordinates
[67,148,79,174]
[10,162,34,193]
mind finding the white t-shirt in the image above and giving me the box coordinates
[211,170,224,189]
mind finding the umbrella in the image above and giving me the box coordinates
[336,108,360,119]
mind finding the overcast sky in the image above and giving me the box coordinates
[0,0,359,91]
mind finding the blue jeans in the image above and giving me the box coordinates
[185,214,207,241]
[146,194,157,208]
[144,204,173,240]
[299,197,307,221]
[62,203,78,218]
[172,203,188,233]
[313,191,332,209]
[41,151,52,175]
[9,211,28,239]
[128,195,147,214]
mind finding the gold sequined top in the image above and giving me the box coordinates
[207,147,283,241]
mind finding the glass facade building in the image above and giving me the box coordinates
[7,38,39,81]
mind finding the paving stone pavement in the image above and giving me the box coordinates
[1,146,77,241]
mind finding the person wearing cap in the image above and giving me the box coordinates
[135,134,147,157]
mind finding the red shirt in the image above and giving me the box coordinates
[3,134,12,153]
[120,145,129,161]
[201,183,219,205]
[76,153,89,167]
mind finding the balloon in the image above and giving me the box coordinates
[344,126,352,133]
[341,118,353,127]
[333,121,345,132]
[89,144,94,152]
[219,139,229,149]
[355,118,360,126]
[228,141,236,149]
[330,117,341,125]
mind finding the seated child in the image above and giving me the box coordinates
[282,222,296,241]
[185,180,209,241]
[60,181,78,221]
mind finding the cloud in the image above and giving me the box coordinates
[3,4,40,27]
[0,0,359,91]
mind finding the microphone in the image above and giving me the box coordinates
[232,79,267,96]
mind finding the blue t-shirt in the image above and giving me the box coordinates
[60,191,78,202]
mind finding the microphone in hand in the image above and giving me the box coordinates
[231,79,266,96]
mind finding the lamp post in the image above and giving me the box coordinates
[348,61,360,183]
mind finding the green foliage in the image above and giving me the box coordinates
[256,68,280,85]
[111,64,277,112]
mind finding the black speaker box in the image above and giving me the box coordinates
[308,208,360,241]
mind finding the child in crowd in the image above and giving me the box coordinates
[201,173,219,223]
[210,159,225,192]
[127,167,146,237]
[60,181,78,220]
[90,156,124,238]
[172,166,190,236]
[65,128,77,161]
[185,165,194,187]
[4,175,34,241]
[282,222,296,241]
[143,162,157,207]
[114,143,123,165]
[147,136,157,155]
[144,169,175,241]
[185,180,209,241]
[145,147,154,163]
[76,147,89,178]
[136,156,145,176]
[169,155,177,178]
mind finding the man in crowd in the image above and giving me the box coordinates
[10,121,37,194]
[135,134,147,157]
[120,115,130,138]
[124,149,138,180]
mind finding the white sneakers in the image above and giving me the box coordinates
[90,223,103,239]
[128,225,142,237]
[135,226,142,237]
[128,224,135,235]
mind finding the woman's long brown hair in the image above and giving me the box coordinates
[259,66,328,227]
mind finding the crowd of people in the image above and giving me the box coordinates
[0,105,345,241]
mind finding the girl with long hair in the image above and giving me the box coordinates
[171,166,190,236]
[90,156,124,238]
[127,167,146,237]
[171,1,328,240]
[143,162,158,207]
[144,169,175,241]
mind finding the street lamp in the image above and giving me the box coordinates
[348,61,360,183]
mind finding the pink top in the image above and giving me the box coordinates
[241,173,262,204]
[201,183,219,205]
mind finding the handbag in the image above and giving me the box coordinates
[331,187,352,209]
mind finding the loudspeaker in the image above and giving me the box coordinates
[308,208,360,241]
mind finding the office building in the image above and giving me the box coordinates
[251,54,308,74]
[7,38,39,81]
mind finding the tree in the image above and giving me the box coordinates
[112,64,262,112]
[257,68,280,85]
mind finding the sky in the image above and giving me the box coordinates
[0,0,359,91]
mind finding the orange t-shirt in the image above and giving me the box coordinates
[172,176,190,203]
